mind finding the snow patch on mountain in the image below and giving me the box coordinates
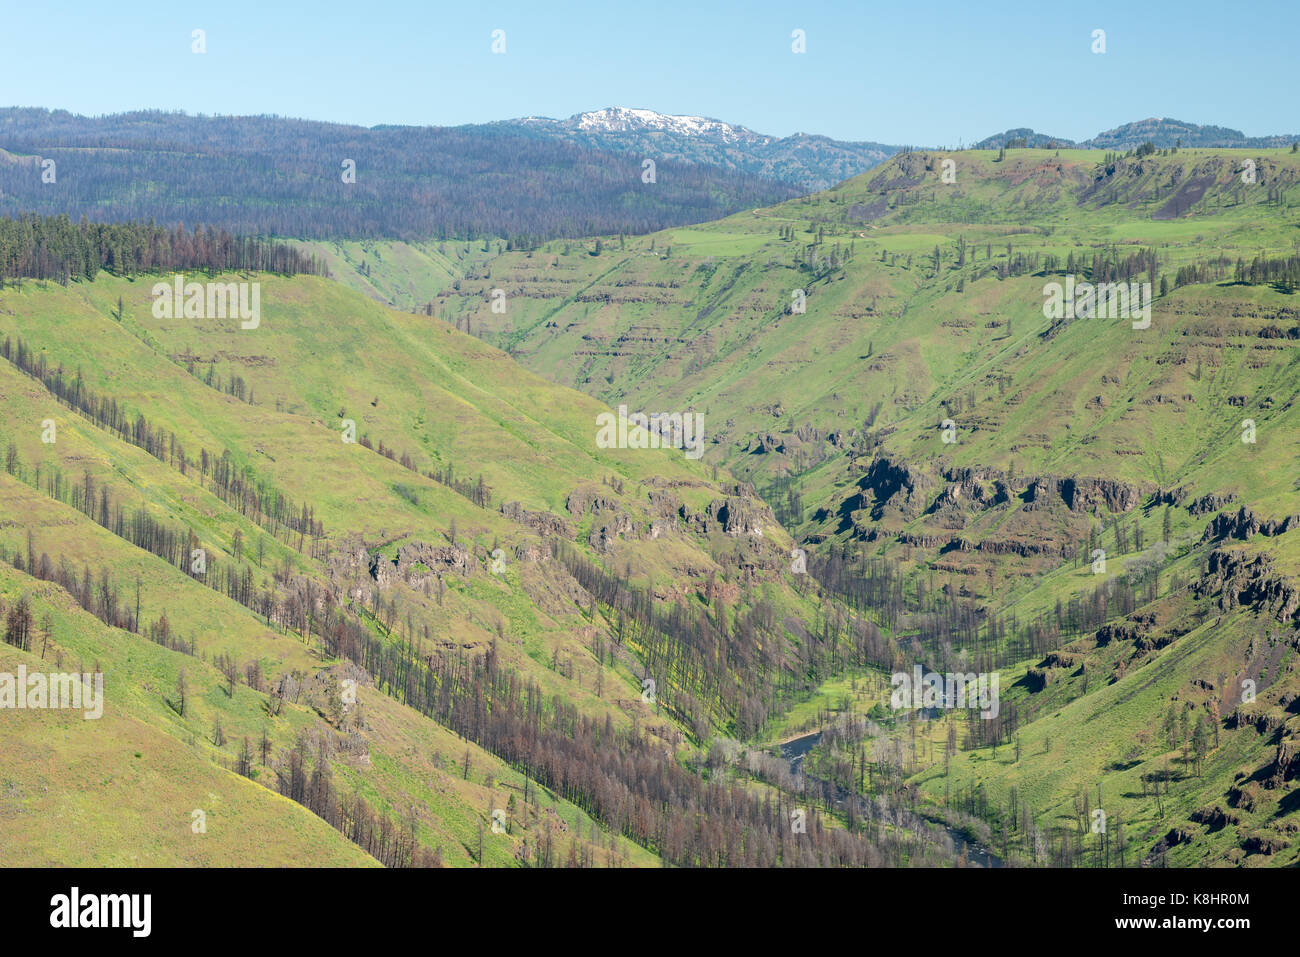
[570,107,760,143]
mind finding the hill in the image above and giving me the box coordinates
[0,264,968,866]
[972,128,1078,150]
[977,118,1300,151]
[1087,118,1300,150]
[390,145,1300,864]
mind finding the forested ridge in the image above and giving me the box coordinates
[0,109,799,242]
[0,214,327,282]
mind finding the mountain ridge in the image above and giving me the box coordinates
[0,107,800,241]
[975,116,1300,150]
[3,106,1297,244]
[483,106,898,191]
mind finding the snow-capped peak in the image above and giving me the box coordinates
[569,107,760,142]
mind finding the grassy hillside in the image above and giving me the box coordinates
[0,267,921,867]
[386,146,1300,866]
[9,144,1300,867]
[292,238,492,310]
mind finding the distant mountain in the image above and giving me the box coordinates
[485,107,900,191]
[6,108,1294,246]
[0,108,800,241]
[553,106,760,141]
[1086,117,1299,150]
[976,118,1299,151]
[972,128,1077,150]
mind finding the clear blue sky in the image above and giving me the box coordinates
[3,0,1295,144]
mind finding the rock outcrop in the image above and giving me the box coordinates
[501,501,573,539]
[370,541,472,591]
[1200,506,1300,543]
[1193,548,1300,623]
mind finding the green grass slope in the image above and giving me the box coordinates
[354,146,1300,865]
[0,268,846,866]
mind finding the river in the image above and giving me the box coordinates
[778,730,1003,868]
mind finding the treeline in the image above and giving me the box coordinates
[0,109,797,242]
[1,536,196,656]
[1,444,275,625]
[1,334,323,552]
[424,461,491,509]
[1072,245,1159,285]
[1033,248,1300,293]
[361,432,492,511]
[269,736,439,867]
[184,358,255,405]
[551,539,896,740]
[374,636,921,866]
[0,214,327,283]
[1232,252,1300,291]
[1173,258,1233,287]
[1,593,36,652]
[959,243,1160,284]
[810,543,1164,679]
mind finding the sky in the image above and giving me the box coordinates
[3,0,1296,145]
